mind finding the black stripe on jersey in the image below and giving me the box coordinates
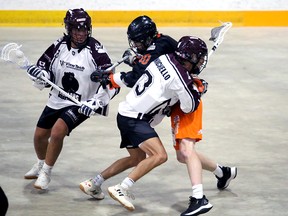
[165,54,197,113]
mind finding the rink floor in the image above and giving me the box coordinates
[0,27,288,216]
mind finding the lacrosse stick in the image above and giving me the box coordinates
[0,42,82,106]
[208,21,232,59]
[198,21,232,72]
[103,55,128,73]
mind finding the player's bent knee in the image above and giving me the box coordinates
[157,153,168,165]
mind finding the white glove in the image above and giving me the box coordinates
[78,99,104,117]
[122,48,138,66]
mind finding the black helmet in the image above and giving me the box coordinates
[175,36,208,74]
[127,15,157,52]
[64,8,92,47]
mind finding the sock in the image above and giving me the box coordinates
[213,164,223,178]
[42,162,53,175]
[120,177,135,189]
[192,184,203,199]
[37,159,45,166]
[93,174,105,186]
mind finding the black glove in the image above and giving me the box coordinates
[90,70,112,89]
[27,65,43,79]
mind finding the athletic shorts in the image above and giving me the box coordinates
[37,105,89,135]
[117,113,158,149]
[170,100,203,150]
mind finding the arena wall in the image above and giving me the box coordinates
[0,0,287,27]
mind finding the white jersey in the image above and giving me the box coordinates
[118,53,200,126]
[36,36,116,112]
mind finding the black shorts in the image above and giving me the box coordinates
[117,113,158,149]
[37,105,88,135]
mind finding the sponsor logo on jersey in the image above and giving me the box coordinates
[60,60,85,71]
[154,58,170,80]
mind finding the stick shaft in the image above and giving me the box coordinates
[103,56,128,72]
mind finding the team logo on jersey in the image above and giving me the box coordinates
[58,72,81,102]
[95,44,106,53]
[38,61,46,67]
[147,43,156,51]
[62,72,79,93]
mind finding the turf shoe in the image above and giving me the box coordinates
[181,195,213,216]
[108,184,135,211]
[24,162,43,179]
[34,169,51,190]
[216,166,237,190]
[79,178,105,200]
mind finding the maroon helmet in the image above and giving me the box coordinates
[64,8,92,47]
[175,36,208,74]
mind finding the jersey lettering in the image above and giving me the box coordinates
[154,58,171,80]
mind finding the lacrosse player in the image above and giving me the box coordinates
[80,15,177,200]
[169,36,237,216]
[24,8,118,190]
[0,186,8,216]
[107,37,204,211]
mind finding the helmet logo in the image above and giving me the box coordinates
[76,18,86,22]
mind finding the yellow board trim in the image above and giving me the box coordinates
[0,10,288,27]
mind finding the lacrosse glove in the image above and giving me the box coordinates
[90,70,120,89]
[27,65,44,78]
[122,48,139,67]
[78,99,103,117]
[27,65,50,90]
[193,78,208,96]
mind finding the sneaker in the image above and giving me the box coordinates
[79,179,105,200]
[108,184,135,211]
[34,169,51,190]
[216,166,237,190]
[24,162,43,179]
[181,196,213,216]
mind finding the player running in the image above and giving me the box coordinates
[24,8,117,190]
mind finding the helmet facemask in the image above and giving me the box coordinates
[128,35,154,53]
[127,15,157,54]
[189,53,208,75]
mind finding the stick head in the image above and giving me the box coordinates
[209,22,232,44]
[0,43,30,69]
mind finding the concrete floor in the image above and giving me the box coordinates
[0,27,288,216]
